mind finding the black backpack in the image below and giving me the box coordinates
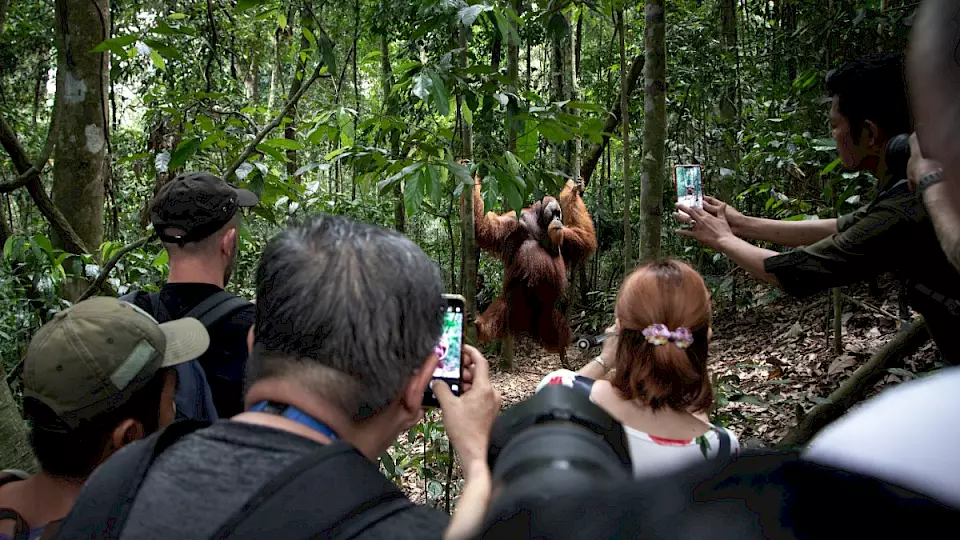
[51,421,416,540]
[119,290,252,421]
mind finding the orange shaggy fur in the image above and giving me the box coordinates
[464,177,598,352]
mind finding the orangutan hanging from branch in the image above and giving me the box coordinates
[466,176,598,367]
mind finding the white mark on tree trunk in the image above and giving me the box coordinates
[85,124,105,154]
[63,71,87,104]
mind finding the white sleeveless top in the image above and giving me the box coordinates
[537,369,740,478]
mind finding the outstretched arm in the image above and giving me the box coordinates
[684,196,837,247]
[462,175,520,252]
[558,180,598,268]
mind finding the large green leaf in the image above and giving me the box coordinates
[236,0,266,13]
[377,162,424,192]
[168,138,201,170]
[426,164,443,209]
[92,35,138,56]
[150,48,166,70]
[316,27,338,76]
[412,73,432,103]
[404,169,423,216]
[427,71,451,117]
[263,138,304,150]
[458,5,491,28]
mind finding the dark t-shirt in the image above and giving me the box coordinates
[119,422,449,539]
[764,179,960,363]
[134,283,254,418]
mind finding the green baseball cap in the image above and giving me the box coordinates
[23,296,210,430]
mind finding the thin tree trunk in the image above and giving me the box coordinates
[379,30,404,232]
[458,25,478,347]
[284,5,311,181]
[571,10,582,180]
[506,0,520,154]
[53,0,109,300]
[639,0,666,262]
[617,8,633,271]
[0,368,34,472]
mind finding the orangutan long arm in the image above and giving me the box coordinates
[468,178,520,252]
[558,180,598,268]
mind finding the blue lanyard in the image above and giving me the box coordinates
[248,401,339,441]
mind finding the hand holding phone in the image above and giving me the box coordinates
[423,294,465,408]
[674,164,703,219]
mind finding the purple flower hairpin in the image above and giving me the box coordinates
[642,324,694,349]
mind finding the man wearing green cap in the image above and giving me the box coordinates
[0,297,209,540]
[123,171,258,420]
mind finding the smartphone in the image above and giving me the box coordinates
[674,164,704,218]
[423,294,466,408]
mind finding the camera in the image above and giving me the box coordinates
[483,384,633,520]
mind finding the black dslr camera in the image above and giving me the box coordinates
[484,384,633,520]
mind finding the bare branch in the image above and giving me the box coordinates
[0,115,90,254]
[77,235,154,301]
[222,60,330,182]
[0,107,57,193]
[581,55,644,187]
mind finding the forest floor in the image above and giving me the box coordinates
[398,277,944,506]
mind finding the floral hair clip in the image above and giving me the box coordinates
[642,324,694,349]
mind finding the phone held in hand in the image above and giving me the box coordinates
[674,164,704,219]
[423,294,466,408]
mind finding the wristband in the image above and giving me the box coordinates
[593,356,610,373]
[918,168,943,195]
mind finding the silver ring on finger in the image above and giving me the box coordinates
[690,219,697,229]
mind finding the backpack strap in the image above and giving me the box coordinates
[0,509,30,540]
[212,442,413,540]
[50,420,210,540]
[183,291,251,329]
[37,519,62,540]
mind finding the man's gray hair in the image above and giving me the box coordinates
[251,214,445,419]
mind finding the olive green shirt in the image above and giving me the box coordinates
[764,179,960,363]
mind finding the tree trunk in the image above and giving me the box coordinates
[0,0,9,37]
[570,11,582,180]
[0,370,34,472]
[284,6,311,181]
[506,0,520,154]
[458,25,478,348]
[379,31,404,233]
[244,34,261,103]
[639,0,666,262]
[617,8,633,271]
[719,0,738,125]
[52,0,109,299]
[581,55,644,187]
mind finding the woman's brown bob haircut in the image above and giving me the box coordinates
[611,260,713,412]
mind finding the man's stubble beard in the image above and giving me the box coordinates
[223,236,239,287]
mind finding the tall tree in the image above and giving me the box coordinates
[379,27,404,232]
[617,7,633,271]
[284,4,312,181]
[52,0,109,297]
[639,0,666,261]
[458,23,478,346]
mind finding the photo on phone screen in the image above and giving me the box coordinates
[423,294,465,408]
[675,164,704,212]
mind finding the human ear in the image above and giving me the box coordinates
[221,228,238,257]
[862,120,881,148]
[111,418,146,452]
[400,356,439,421]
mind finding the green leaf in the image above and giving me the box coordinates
[377,162,424,192]
[198,131,225,150]
[412,73,432,102]
[168,12,187,20]
[150,48,166,70]
[142,39,185,62]
[32,235,53,256]
[427,71,450,117]
[2,236,14,260]
[426,165,442,208]
[263,138,304,150]
[458,5,491,27]
[92,35,138,55]
[236,0,265,13]
[445,160,473,188]
[404,169,423,216]
[277,13,287,30]
[338,109,355,147]
[821,157,842,176]
[151,250,169,267]
[168,138,201,170]
[316,27,338,75]
[380,452,396,477]
[517,123,537,162]
[302,27,317,48]
[461,101,473,125]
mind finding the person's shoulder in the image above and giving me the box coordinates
[536,369,583,392]
[363,504,450,539]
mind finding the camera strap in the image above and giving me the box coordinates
[248,401,340,441]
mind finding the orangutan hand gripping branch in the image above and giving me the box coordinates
[466,176,598,361]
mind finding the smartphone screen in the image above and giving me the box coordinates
[675,164,704,217]
[423,294,465,408]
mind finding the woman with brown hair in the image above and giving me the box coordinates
[536,259,738,477]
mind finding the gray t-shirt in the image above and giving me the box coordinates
[121,421,449,539]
